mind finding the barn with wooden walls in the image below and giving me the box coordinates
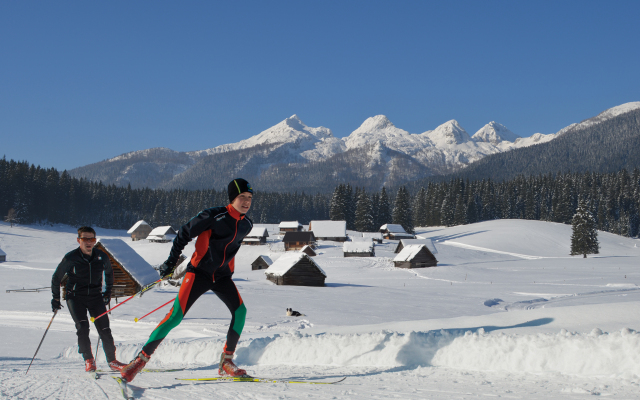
[264,253,326,286]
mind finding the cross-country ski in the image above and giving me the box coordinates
[176,376,347,384]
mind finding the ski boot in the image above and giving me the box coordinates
[218,351,247,377]
[85,358,97,372]
[109,360,127,372]
[120,350,150,382]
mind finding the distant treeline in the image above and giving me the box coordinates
[2,156,639,238]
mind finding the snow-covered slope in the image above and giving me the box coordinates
[2,219,640,399]
[473,121,520,145]
[557,101,640,136]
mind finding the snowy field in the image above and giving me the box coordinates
[1,219,640,399]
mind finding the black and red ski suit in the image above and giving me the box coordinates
[142,204,253,356]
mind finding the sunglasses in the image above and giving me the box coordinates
[78,237,97,243]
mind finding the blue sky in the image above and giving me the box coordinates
[1,1,639,171]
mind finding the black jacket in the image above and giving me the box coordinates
[168,204,253,280]
[52,247,113,300]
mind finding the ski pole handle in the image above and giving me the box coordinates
[134,298,174,322]
[90,275,171,322]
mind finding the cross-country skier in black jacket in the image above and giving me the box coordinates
[51,226,126,372]
[121,178,254,383]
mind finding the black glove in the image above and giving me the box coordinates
[158,259,177,278]
[102,291,111,305]
[51,298,63,313]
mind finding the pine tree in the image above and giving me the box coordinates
[329,184,346,221]
[413,187,427,228]
[354,191,375,232]
[570,200,599,258]
[392,186,414,234]
[377,187,391,229]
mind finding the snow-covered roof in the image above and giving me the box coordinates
[310,220,346,238]
[127,220,150,234]
[343,241,374,253]
[393,244,427,262]
[0,247,6,256]
[350,236,374,242]
[246,226,268,238]
[253,255,273,265]
[149,226,175,236]
[279,221,302,229]
[264,252,326,277]
[380,224,407,233]
[362,232,383,240]
[96,239,159,287]
[390,232,415,239]
[399,239,437,254]
[243,238,261,242]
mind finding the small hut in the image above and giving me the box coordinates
[95,239,160,298]
[300,245,317,257]
[127,220,153,241]
[309,220,347,241]
[264,253,326,286]
[279,221,303,232]
[394,239,438,254]
[343,241,374,257]
[148,226,177,243]
[0,247,6,262]
[252,255,273,270]
[393,244,438,269]
[283,231,316,251]
[379,224,415,240]
[243,226,269,245]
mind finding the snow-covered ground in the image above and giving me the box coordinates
[1,219,639,399]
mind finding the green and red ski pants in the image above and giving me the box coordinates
[142,272,246,356]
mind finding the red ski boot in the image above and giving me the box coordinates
[120,351,150,382]
[218,351,247,377]
[109,360,127,372]
[85,358,96,372]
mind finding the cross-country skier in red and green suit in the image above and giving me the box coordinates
[121,179,254,382]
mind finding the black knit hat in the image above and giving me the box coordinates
[228,178,253,203]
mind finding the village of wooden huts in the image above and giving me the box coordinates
[300,244,317,257]
[393,244,438,269]
[343,240,375,257]
[380,223,415,240]
[127,220,153,241]
[309,220,347,241]
[282,231,316,251]
[394,238,438,255]
[0,247,6,262]
[264,252,326,286]
[251,255,273,270]
[147,226,177,243]
[95,239,161,298]
[279,221,303,232]
[242,226,269,245]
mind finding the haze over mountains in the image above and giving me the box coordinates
[70,102,640,193]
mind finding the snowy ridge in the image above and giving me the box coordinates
[62,328,640,377]
[556,101,640,136]
[472,121,520,145]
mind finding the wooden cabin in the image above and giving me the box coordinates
[243,226,269,245]
[309,220,347,242]
[0,247,5,262]
[300,245,317,257]
[127,220,153,241]
[394,239,438,255]
[264,253,326,286]
[147,226,177,243]
[94,239,162,298]
[252,255,273,270]
[343,240,375,257]
[379,224,415,240]
[283,231,316,251]
[279,221,303,232]
[393,244,438,269]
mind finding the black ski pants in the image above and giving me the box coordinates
[67,295,117,362]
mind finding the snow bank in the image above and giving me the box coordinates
[64,328,640,378]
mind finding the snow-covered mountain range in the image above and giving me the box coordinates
[70,102,640,191]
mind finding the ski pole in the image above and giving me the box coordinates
[26,310,57,374]
[95,337,101,363]
[134,298,174,322]
[90,275,170,323]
